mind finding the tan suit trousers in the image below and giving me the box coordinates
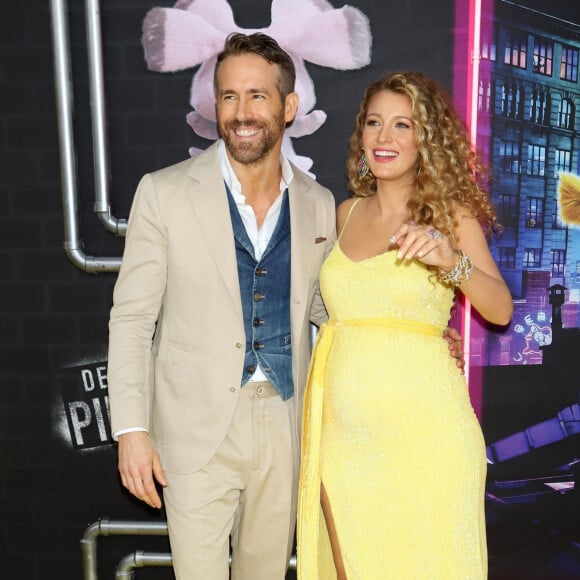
[163,381,299,580]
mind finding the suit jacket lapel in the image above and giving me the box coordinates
[289,171,315,338]
[185,144,244,326]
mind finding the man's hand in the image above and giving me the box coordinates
[117,431,166,509]
[443,326,465,373]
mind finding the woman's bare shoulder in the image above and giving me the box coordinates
[337,197,361,230]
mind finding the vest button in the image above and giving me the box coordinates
[247,365,256,373]
[255,268,268,276]
[253,341,264,350]
[253,318,264,327]
[254,293,264,301]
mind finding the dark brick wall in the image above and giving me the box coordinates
[0,1,455,578]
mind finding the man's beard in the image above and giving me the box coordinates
[219,114,286,165]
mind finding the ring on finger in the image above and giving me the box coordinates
[428,228,444,240]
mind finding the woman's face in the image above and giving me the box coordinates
[361,90,419,187]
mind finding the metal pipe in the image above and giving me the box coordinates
[116,551,174,579]
[99,518,169,536]
[85,0,127,235]
[80,520,100,580]
[82,518,297,579]
[114,550,298,577]
[290,554,297,570]
[81,518,169,580]
[50,0,124,274]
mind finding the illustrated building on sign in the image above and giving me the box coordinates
[474,1,580,365]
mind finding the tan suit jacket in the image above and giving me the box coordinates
[108,142,336,474]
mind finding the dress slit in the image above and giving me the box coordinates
[320,481,347,579]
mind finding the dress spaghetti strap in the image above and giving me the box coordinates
[338,198,362,241]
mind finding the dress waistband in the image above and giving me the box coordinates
[325,317,442,337]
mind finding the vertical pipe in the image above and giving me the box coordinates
[50,0,82,258]
[84,0,127,235]
[85,0,109,215]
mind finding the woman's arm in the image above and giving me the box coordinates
[451,211,513,325]
[391,209,513,326]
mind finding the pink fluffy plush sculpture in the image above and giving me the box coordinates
[142,0,372,172]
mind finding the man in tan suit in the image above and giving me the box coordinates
[107,33,336,579]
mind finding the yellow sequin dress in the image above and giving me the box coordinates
[297,201,487,579]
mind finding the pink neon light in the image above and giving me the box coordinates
[454,0,483,417]
[465,0,481,387]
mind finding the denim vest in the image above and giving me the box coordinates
[226,185,293,400]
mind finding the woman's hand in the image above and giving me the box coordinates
[390,222,457,271]
[391,214,513,326]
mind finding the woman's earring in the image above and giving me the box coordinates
[358,153,370,179]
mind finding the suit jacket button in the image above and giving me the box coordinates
[235,342,243,349]
[229,386,237,393]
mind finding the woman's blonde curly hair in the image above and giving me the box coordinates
[346,71,497,245]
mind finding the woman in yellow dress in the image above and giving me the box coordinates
[297,72,513,579]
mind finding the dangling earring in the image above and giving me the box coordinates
[358,153,370,179]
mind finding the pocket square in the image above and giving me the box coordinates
[315,237,327,244]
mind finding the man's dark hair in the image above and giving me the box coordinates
[214,33,296,101]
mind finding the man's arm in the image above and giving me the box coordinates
[443,326,465,372]
[117,432,166,509]
[108,173,168,507]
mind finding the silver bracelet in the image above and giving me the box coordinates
[438,250,474,286]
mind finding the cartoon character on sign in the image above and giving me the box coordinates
[558,172,580,227]
[141,0,372,173]
[512,312,552,364]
